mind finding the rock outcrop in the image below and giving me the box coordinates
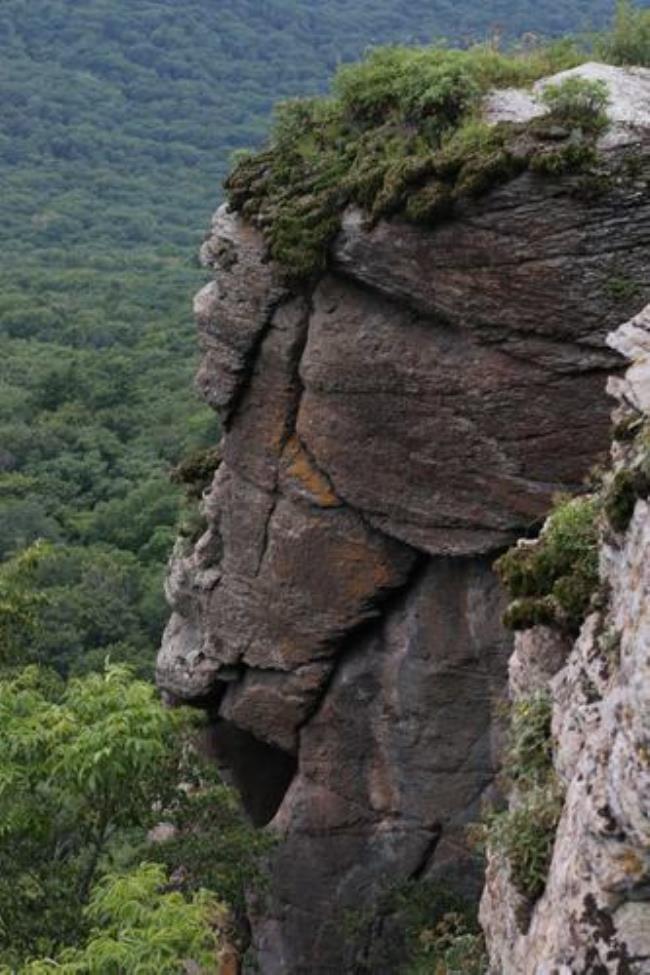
[157,64,650,973]
[480,306,650,973]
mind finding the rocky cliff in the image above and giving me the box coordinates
[157,62,650,973]
[481,305,650,973]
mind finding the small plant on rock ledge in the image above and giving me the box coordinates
[171,445,222,545]
[503,691,554,788]
[406,911,487,975]
[474,691,563,907]
[603,460,650,533]
[482,781,564,904]
[540,77,609,133]
[496,494,601,634]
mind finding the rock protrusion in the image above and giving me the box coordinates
[158,63,650,975]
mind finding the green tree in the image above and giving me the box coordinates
[17,864,223,975]
[0,541,50,665]
[0,664,185,962]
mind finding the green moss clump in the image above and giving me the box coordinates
[604,467,650,532]
[171,446,222,546]
[225,41,603,279]
[171,446,222,501]
[605,275,642,301]
[502,595,557,631]
[496,495,600,633]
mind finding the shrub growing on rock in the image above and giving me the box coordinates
[540,76,609,132]
[484,782,564,903]
[406,911,487,975]
[497,495,600,633]
[225,41,605,278]
[478,692,563,905]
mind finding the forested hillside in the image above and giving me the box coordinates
[1,0,627,678]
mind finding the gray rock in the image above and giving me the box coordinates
[249,557,510,974]
[480,309,650,974]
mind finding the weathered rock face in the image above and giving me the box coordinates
[158,66,650,973]
[480,306,650,973]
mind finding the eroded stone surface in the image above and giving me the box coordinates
[481,308,650,974]
[298,273,617,554]
[249,558,510,974]
[195,206,288,417]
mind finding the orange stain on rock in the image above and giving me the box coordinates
[281,435,341,507]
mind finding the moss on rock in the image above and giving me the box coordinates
[224,42,606,279]
[496,495,601,634]
[604,466,650,532]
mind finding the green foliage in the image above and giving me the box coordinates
[1,543,167,678]
[171,445,222,546]
[17,863,222,975]
[596,0,650,65]
[406,912,487,975]
[171,446,222,502]
[503,692,554,788]
[154,762,275,913]
[604,469,640,532]
[483,783,564,902]
[0,659,269,966]
[604,465,650,532]
[226,39,601,277]
[369,881,484,974]
[0,664,187,963]
[497,495,601,632]
[478,692,562,904]
[0,542,51,665]
[527,140,598,175]
[540,76,609,130]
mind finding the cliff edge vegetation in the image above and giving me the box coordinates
[226,0,650,277]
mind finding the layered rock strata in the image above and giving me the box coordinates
[158,65,650,973]
[481,306,650,973]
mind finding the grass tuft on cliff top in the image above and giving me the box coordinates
[233,14,650,280]
[226,1,650,279]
